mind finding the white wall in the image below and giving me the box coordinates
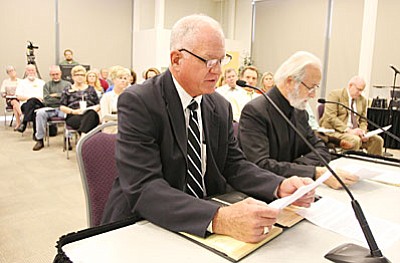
[0,0,132,83]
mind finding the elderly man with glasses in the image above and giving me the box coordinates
[238,51,359,190]
[32,65,71,151]
[319,76,384,156]
[102,15,316,243]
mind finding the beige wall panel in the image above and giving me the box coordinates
[58,0,132,72]
[0,0,54,81]
[371,0,400,99]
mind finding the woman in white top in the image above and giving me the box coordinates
[1,66,22,129]
[100,66,130,125]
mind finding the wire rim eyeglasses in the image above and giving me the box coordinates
[301,81,320,93]
[178,48,232,68]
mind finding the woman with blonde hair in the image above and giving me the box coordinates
[85,69,103,99]
[100,66,130,125]
[60,65,100,139]
[1,66,22,129]
[260,72,275,93]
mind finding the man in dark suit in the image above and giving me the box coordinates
[102,14,314,243]
[238,51,359,190]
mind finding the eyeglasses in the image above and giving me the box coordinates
[73,74,85,77]
[178,48,232,68]
[301,81,320,93]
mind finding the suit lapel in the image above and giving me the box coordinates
[161,70,187,158]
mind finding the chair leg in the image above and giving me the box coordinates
[46,123,50,147]
[10,114,14,127]
[66,136,70,159]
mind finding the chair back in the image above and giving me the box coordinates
[76,122,118,227]
[317,103,325,120]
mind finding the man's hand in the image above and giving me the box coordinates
[360,135,369,142]
[277,176,315,207]
[212,198,279,243]
[348,128,364,137]
[316,167,359,190]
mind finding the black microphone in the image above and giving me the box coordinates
[237,80,390,263]
[318,98,400,144]
[390,64,400,74]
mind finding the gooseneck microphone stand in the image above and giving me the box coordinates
[236,80,390,263]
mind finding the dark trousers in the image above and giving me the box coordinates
[21,98,44,133]
[65,109,100,133]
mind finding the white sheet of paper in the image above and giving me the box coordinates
[317,127,335,133]
[328,160,399,184]
[364,125,391,138]
[335,165,380,180]
[268,170,332,209]
[297,197,400,249]
[370,171,400,186]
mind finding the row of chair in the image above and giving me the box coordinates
[4,112,78,159]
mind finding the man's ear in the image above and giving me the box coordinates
[284,76,295,89]
[170,50,182,71]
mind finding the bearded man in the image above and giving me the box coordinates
[238,51,359,190]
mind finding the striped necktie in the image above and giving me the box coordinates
[186,99,204,198]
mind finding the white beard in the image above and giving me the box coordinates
[288,83,307,110]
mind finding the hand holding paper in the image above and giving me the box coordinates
[270,171,331,209]
[363,125,391,139]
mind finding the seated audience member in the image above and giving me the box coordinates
[100,66,130,124]
[260,72,275,93]
[99,68,111,90]
[240,65,260,101]
[102,14,315,243]
[105,65,127,93]
[60,65,100,139]
[1,66,22,129]
[143,67,160,80]
[319,76,384,155]
[216,68,248,122]
[59,49,79,66]
[32,65,71,151]
[129,68,137,85]
[85,69,103,99]
[238,51,358,189]
[216,75,225,87]
[15,64,46,133]
[305,102,353,150]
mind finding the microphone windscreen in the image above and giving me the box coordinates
[236,80,247,87]
[318,98,326,104]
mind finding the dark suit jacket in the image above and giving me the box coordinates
[102,70,284,237]
[238,86,331,178]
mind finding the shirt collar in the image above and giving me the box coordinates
[172,75,202,110]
